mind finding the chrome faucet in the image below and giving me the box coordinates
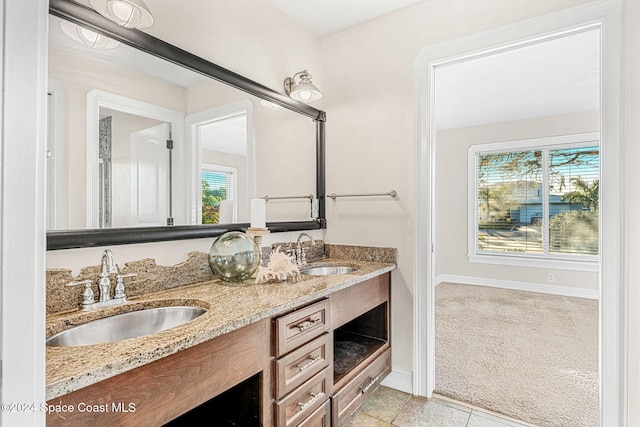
[295,233,315,265]
[66,249,136,310]
[98,249,118,302]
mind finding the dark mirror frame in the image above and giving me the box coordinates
[47,0,326,250]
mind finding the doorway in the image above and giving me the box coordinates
[86,89,185,228]
[413,2,623,426]
[186,99,255,225]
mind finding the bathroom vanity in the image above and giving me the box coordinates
[45,250,394,427]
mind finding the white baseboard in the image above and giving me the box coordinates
[381,368,413,394]
[436,274,599,300]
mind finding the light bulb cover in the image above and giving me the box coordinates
[284,70,322,104]
[89,0,154,29]
[60,20,120,49]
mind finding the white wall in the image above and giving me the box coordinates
[623,1,640,423]
[2,0,48,425]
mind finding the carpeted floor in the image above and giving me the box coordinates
[435,283,599,427]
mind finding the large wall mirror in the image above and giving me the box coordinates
[47,0,326,250]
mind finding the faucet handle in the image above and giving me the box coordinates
[114,272,137,299]
[66,279,95,306]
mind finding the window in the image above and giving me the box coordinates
[468,133,599,269]
[201,164,237,224]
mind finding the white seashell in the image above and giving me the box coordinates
[255,249,300,284]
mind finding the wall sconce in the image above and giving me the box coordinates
[59,20,120,49]
[89,0,154,29]
[284,70,322,104]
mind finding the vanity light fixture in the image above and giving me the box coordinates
[259,99,283,111]
[89,0,155,29]
[59,20,120,49]
[283,70,322,104]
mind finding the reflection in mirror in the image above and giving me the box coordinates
[99,108,170,228]
[47,13,317,232]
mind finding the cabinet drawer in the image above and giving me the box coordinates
[298,400,331,427]
[331,348,391,426]
[275,333,332,400]
[275,367,330,427]
[275,299,330,357]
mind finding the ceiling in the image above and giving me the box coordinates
[435,29,600,129]
[50,2,601,130]
[269,0,425,36]
[266,1,600,128]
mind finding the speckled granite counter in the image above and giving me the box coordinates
[46,254,395,401]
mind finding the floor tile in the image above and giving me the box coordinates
[467,411,532,427]
[343,411,391,427]
[431,395,477,413]
[391,396,471,427]
[358,386,412,422]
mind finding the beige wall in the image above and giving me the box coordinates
[436,111,599,291]
[319,0,592,377]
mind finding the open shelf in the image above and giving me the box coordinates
[333,302,388,384]
[164,373,261,426]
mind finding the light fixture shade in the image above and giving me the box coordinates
[290,81,322,103]
[89,0,154,29]
[284,70,322,104]
[60,20,120,49]
[259,100,283,111]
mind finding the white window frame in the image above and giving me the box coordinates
[200,163,238,223]
[467,132,600,271]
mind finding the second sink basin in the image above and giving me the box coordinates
[300,265,358,276]
[46,306,207,347]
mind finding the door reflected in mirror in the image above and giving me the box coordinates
[47,14,317,231]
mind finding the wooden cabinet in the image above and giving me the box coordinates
[298,401,331,427]
[331,348,391,426]
[46,272,391,427]
[273,299,333,427]
[274,299,330,357]
[275,368,331,427]
[46,318,272,427]
[275,333,332,399]
[330,273,391,426]
[275,273,391,427]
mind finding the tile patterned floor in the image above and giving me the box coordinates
[344,386,536,427]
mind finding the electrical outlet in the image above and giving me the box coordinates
[547,273,555,283]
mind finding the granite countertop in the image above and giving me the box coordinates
[45,257,395,401]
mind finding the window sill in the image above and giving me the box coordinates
[468,253,599,272]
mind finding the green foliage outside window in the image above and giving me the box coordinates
[202,180,227,224]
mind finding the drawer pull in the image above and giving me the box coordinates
[294,318,321,333]
[359,375,380,394]
[297,355,322,372]
[297,392,322,412]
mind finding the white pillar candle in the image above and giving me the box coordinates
[250,198,266,229]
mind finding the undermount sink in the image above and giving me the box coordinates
[46,306,207,347]
[300,265,358,276]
